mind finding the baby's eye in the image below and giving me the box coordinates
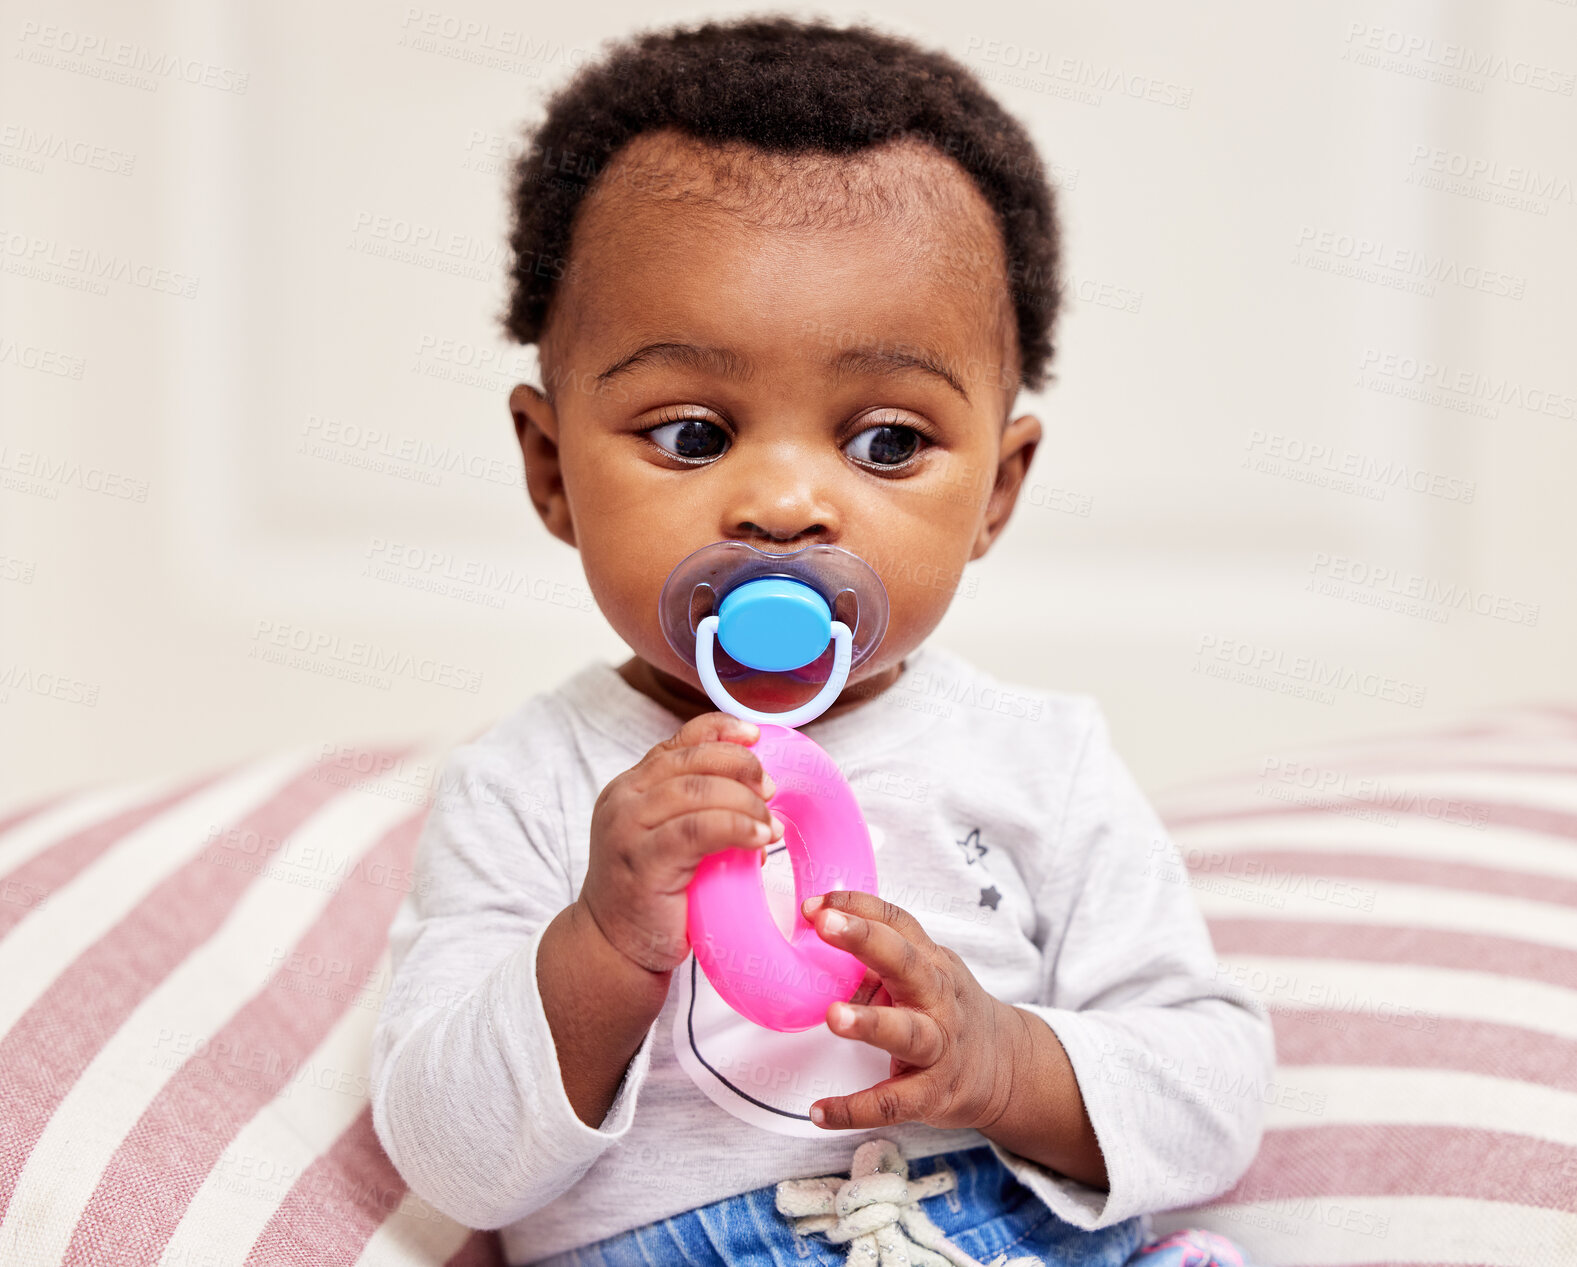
[646,417,730,463]
[845,423,922,469]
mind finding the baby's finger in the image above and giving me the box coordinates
[657,711,759,754]
[809,1074,926,1131]
[805,906,941,1007]
[847,969,883,1007]
[639,773,780,835]
[653,808,780,866]
[644,740,773,800]
[803,890,935,954]
[825,1000,944,1067]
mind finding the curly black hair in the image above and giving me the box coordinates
[501,16,1063,392]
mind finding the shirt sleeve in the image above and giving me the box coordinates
[369,740,659,1230]
[985,704,1276,1228]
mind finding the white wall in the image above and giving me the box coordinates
[3,0,1574,803]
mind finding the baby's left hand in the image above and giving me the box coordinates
[801,890,1026,1132]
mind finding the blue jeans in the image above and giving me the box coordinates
[533,1143,1199,1267]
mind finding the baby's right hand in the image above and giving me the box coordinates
[579,711,782,974]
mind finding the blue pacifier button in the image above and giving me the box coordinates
[716,578,832,672]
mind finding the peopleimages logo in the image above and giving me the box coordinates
[1259,757,1490,830]
[0,663,101,707]
[1195,635,1427,709]
[0,124,137,176]
[1405,146,1575,206]
[1243,430,1476,504]
[13,20,250,93]
[362,538,596,613]
[1308,552,1539,628]
[962,37,1194,109]
[1357,348,1575,422]
[397,7,588,70]
[1342,22,1576,96]
[1214,963,1441,1034]
[0,447,149,501]
[1293,225,1526,300]
[248,620,484,694]
[0,227,199,298]
[299,414,524,489]
[0,338,86,379]
[898,670,1044,721]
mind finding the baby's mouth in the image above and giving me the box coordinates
[644,654,832,717]
[703,641,837,708]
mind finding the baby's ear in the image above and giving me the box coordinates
[970,412,1041,561]
[509,383,576,547]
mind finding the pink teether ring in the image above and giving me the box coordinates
[663,541,888,1032]
[687,723,878,1032]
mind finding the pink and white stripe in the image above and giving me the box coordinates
[1150,704,1577,1267]
[0,745,502,1267]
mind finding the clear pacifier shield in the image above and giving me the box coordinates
[659,541,889,673]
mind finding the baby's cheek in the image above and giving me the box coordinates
[883,562,973,637]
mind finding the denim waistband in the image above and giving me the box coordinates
[533,1140,1145,1267]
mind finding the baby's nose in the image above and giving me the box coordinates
[728,498,839,546]
[722,456,841,545]
[735,522,830,547]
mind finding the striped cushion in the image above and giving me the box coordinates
[1149,706,1577,1266]
[0,746,502,1266]
[1,713,1573,1266]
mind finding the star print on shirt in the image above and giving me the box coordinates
[955,828,988,865]
[979,886,1001,910]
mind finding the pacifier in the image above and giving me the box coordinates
[660,541,888,1031]
[658,541,889,729]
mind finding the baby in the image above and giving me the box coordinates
[371,16,1274,1267]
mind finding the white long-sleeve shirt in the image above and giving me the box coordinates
[369,641,1275,1264]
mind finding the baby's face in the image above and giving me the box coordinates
[512,129,1040,716]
